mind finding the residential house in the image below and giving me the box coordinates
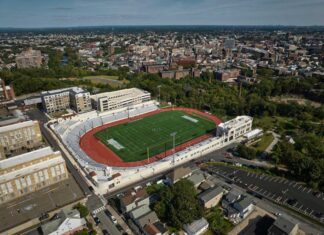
[268,215,299,235]
[221,189,241,208]
[198,186,224,209]
[233,196,254,219]
[166,166,192,184]
[183,218,209,235]
[41,208,86,235]
[120,188,150,213]
[136,211,159,229]
[144,222,168,235]
[187,171,205,188]
[129,204,151,220]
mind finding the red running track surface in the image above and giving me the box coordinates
[79,107,222,167]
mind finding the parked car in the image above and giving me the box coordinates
[102,230,109,235]
[94,217,100,225]
[111,215,118,224]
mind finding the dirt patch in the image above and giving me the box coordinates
[271,96,322,108]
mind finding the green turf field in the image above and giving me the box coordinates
[94,110,216,162]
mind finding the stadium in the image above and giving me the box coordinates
[79,107,222,167]
[50,99,252,193]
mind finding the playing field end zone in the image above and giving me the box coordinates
[182,115,198,123]
[107,139,124,150]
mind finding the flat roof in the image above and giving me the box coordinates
[0,147,58,170]
[218,115,252,130]
[41,87,86,96]
[91,88,150,101]
[244,128,263,139]
[0,120,38,133]
[272,215,298,234]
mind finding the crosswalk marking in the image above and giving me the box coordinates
[92,206,105,215]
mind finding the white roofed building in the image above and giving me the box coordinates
[41,208,86,235]
[217,116,253,143]
[0,147,68,204]
[91,88,151,112]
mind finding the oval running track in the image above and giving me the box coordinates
[79,107,222,167]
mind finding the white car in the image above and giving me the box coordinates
[111,215,118,224]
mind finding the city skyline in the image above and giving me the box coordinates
[0,0,324,28]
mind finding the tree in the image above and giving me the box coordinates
[73,203,89,218]
[237,145,257,160]
[153,179,203,229]
[207,207,232,235]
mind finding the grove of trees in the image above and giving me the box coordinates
[153,179,203,229]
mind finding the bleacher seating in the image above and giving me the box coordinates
[52,102,158,170]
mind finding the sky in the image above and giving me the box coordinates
[0,0,323,28]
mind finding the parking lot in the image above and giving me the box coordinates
[205,164,324,222]
[0,176,84,233]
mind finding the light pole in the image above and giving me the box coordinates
[157,85,162,105]
[170,132,177,164]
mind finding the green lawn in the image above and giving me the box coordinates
[251,133,274,152]
[94,111,215,162]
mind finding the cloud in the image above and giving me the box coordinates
[0,0,323,27]
[50,7,74,11]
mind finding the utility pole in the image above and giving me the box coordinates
[170,132,177,165]
[239,81,242,98]
[147,147,150,164]
[157,85,162,105]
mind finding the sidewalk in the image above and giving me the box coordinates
[106,204,134,235]
[265,131,280,153]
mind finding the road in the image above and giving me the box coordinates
[26,109,122,235]
[201,143,272,168]
[96,210,122,235]
[26,109,91,196]
[265,131,280,153]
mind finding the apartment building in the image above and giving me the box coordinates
[91,88,151,112]
[214,69,241,82]
[217,116,253,142]
[41,87,91,114]
[15,48,43,69]
[143,63,168,74]
[160,67,200,79]
[0,120,42,159]
[0,78,15,102]
[0,147,68,204]
[69,88,92,113]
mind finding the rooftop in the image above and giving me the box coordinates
[199,186,223,203]
[269,215,298,235]
[183,217,209,235]
[91,88,150,101]
[218,115,252,130]
[0,146,58,170]
[120,188,148,207]
[41,87,86,96]
[0,120,38,133]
